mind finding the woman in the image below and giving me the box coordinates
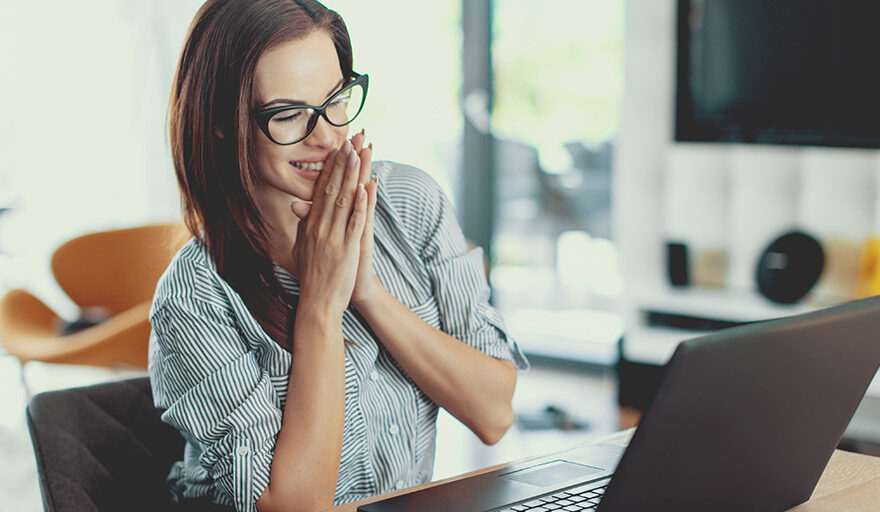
[149,1,528,511]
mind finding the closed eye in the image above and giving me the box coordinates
[330,91,352,107]
[273,110,305,123]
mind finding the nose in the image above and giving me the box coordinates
[303,114,340,149]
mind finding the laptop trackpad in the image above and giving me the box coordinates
[501,460,606,487]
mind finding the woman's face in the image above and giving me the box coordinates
[251,30,349,206]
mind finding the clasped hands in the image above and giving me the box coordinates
[289,130,380,317]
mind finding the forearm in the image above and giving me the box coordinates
[354,283,517,445]
[257,306,345,512]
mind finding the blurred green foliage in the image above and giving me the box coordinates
[493,0,624,170]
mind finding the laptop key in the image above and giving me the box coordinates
[570,480,609,494]
[565,484,597,495]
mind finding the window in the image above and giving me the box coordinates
[488,0,626,363]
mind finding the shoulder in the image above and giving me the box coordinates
[151,238,228,316]
[373,160,451,244]
[374,160,446,214]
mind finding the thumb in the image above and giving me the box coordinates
[290,200,312,219]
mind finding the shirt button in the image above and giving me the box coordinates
[396,480,406,490]
[389,424,400,436]
[236,446,249,456]
[370,370,379,381]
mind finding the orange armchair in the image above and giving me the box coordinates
[0,223,188,371]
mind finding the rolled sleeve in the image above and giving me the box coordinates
[149,297,282,511]
[419,182,530,371]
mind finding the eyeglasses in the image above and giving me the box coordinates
[252,72,369,145]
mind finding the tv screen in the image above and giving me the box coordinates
[675,0,880,149]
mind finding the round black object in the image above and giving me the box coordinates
[756,231,824,304]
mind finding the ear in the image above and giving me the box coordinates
[213,127,225,139]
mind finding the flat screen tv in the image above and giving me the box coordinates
[675,0,880,149]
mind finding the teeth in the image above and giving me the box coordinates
[293,161,323,172]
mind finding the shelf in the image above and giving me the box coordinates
[622,325,880,400]
[622,282,839,370]
[631,284,828,323]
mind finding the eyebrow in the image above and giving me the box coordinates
[259,77,346,110]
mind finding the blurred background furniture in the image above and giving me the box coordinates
[0,223,187,393]
[27,377,231,512]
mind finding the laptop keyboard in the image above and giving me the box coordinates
[499,480,609,511]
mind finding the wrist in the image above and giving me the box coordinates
[295,297,344,326]
[351,274,385,312]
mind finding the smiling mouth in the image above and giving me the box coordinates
[291,161,324,172]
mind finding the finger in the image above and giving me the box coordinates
[319,140,352,223]
[308,147,338,210]
[351,128,365,153]
[290,200,312,219]
[331,147,361,233]
[357,142,373,187]
[362,177,378,242]
[346,183,368,244]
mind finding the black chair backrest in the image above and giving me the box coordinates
[27,377,189,511]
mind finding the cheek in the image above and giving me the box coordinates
[323,124,350,149]
[253,135,286,171]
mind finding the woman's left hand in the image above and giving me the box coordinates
[349,130,381,306]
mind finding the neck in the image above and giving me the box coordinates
[255,190,302,275]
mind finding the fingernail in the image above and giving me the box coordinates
[358,183,366,200]
[360,128,365,136]
[368,142,373,151]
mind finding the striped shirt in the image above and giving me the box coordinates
[148,161,529,511]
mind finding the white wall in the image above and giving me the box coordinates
[0,1,204,316]
[614,0,880,300]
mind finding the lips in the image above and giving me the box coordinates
[290,160,325,181]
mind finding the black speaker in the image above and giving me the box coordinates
[756,231,824,304]
[666,242,689,287]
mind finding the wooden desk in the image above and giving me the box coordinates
[329,430,880,512]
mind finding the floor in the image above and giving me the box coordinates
[0,353,621,510]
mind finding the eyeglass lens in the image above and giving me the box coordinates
[267,81,365,144]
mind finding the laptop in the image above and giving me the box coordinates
[359,296,880,512]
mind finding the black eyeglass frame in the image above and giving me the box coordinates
[251,72,369,146]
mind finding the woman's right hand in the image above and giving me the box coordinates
[290,139,368,318]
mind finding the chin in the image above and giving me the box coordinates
[292,183,316,202]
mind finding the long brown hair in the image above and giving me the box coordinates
[169,0,354,348]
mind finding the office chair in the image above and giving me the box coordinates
[27,377,232,512]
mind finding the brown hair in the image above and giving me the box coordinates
[169,0,354,348]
